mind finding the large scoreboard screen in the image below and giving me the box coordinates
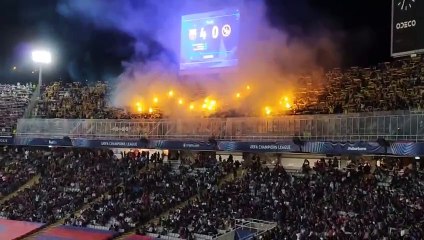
[180,9,240,73]
[392,0,424,57]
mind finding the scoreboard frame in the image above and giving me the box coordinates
[179,8,241,74]
[391,0,424,57]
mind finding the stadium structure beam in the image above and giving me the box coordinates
[32,50,52,95]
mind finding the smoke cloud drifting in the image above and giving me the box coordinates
[57,0,342,117]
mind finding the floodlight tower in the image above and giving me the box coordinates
[32,50,52,95]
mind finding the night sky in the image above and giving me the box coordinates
[0,0,392,83]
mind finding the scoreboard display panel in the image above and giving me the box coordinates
[392,0,424,57]
[180,9,240,73]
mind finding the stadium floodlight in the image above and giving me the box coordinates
[32,50,52,95]
[32,50,52,64]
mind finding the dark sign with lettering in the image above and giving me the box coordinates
[218,141,296,153]
[11,136,424,156]
[0,136,14,145]
[392,0,424,56]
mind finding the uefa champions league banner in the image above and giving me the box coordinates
[218,141,297,153]
[13,137,215,150]
[10,136,424,156]
[219,141,385,154]
[74,139,216,150]
[72,139,148,148]
[0,136,14,145]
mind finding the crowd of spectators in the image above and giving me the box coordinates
[0,55,422,131]
[293,55,424,114]
[0,83,33,135]
[30,55,424,119]
[144,159,424,239]
[65,160,224,233]
[0,147,44,198]
[33,81,162,119]
[34,82,112,119]
[0,146,423,239]
[0,149,146,223]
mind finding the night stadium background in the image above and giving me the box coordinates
[0,0,423,239]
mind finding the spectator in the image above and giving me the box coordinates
[146,162,424,239]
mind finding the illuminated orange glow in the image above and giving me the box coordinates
[126,86,297,116]
[265,106,272,116]
[285,102,292,109]
[199,98,218,112]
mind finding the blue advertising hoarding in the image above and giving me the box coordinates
[0,136,14,145]
[218,141,297,153]
[10,136,424,156]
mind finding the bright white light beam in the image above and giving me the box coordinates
[32,50,52,64]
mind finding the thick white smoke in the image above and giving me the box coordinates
[57,0,342,117]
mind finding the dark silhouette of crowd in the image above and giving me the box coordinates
[0,83,33,135]
[0,149,146,223]
[293,55,424,114]
[0,147,44,198]
[34,82,111,119]
[64,161,224,232]
[143,159,424,239]
[0,147,423,239]
[0,55,422,135]
[33,82,162,119]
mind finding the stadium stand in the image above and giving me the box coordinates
[0,83,33,135]
[1,56,424,240]
[33,81,162,119]
[64,157,232,233]
[137,159,424,239]
[0,148,422,239]
[0,149,146,224]
[29,55,424,119]
[294,55,424,114]
[34,82,111,119]
[0,148,44,198]
[0,55,421,134]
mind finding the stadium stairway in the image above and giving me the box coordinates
[113,167,246,240]
[0,174,40,204]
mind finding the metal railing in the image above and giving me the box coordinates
[15,111,424,142]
